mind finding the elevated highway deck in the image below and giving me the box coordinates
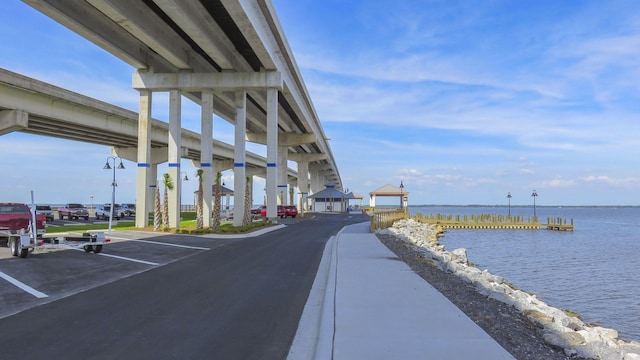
[14,1,341,226]
[0,67,296,181]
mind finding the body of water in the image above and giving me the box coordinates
[409,205,640,342]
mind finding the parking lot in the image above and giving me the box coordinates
[0,230,239,320]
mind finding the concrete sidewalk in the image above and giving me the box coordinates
[288,221,514,360]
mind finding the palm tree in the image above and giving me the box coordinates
[212,172,222,230]
[154,180,161,230]
[195,169,204,229]
[242,176,251,226]
[162,173,174,227]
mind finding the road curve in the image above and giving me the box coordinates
[0,213,369,360]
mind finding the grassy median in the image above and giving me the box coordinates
[45,212,272,235]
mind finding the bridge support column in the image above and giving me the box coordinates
[200,90,214,227]
[233,90,247,227]
[167,90,182,228]
[296,161,309,213]
[266,88,278,219]
[309,163,322,194]
[135,90,152,228]
[277,146,288,205]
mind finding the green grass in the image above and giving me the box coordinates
[45,221,135,233]
[45,212,270,235]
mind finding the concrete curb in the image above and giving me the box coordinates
[287,233,339,360]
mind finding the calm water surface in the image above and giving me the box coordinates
[410,206,640,342]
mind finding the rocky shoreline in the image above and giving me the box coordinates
[375,219,640,360]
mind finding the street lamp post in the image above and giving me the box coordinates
[180,171,189,212]
[103,156,125,238]
[399,181,404,210]
[531,190,538,218]
[507,192,512,217]
[89,195,94,217]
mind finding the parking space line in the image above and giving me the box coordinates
[0,271,48,298]
[70,249,159,265]
[97,253,159,265]
[132,239,210,250]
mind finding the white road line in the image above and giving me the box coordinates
[132,239,210,250]
[97,253,159,265]
[0,271,48,298]
[105,236,132,241]
[70,249,159,265]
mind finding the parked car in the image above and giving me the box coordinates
[260,205,294,218]
[35,204,54,222]
[58,203,89,220]
[0,202,46,238]
[95,204,125,220]
[120,203,136,217]
[251,206,266,215]
[284,205,298,218]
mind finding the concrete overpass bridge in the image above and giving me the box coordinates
[20,0,342,227]
[0,67,300,215]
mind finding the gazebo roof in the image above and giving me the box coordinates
[195,185,234,195]
[309,187,347,200]
[346,191,364,199]
[369,184,409,196]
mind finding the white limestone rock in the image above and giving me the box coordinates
[450,248,468,265]
[377,219,640,360]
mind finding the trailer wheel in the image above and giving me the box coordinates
[92,245,103,254]
[83,245,92,252]
[18,248,29,258]
[10,238,19,256]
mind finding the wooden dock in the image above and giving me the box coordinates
[413,213,574,231]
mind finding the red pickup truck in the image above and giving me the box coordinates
[260,205,298,218]
[58,203,90,220]
[0,202,46,239]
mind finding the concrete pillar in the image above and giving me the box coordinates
[266,88,278,219]
[233,90,247,227]
[200,90,214,227]
[167,90,182,228]
[370,194,376,207]
[309,164,321,194]
[296,161,309,212]
[135,90,152,228]
[277,145,288,205]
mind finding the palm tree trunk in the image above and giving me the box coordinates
[242,176,251,226]
[212,172,221,230]
[196,169,203,229]
[161,173,174,228]
[154,182,161,230]
[162,184,169,227]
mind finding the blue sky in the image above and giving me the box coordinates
[1,1,639,206]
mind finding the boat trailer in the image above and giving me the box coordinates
[4,230,109,258]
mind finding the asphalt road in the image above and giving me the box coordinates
[0,213,369,360]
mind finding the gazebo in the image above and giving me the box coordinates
[193,184,234,217]
[309,184,349,212]
[369,183,408,209]
[345,191,364,211]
